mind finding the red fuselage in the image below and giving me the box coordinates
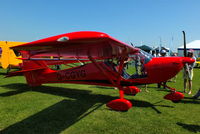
[32,56,194,87]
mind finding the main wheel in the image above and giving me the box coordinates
[124,86,141,96]
[106,99,132,111]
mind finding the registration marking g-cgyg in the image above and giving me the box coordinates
[57,70,86,80]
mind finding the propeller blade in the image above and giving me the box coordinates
[130,42,134,46]
[182,31,187,57]
[182,31,191,76]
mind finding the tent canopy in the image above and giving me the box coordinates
[154,46,170,52]
[178,40,200,50]
[135,45,153,52]
[178,40,200,57]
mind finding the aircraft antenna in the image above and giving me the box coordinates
[159,37,162,52]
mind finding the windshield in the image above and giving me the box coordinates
[104,50,152,79]
[122,50,152,79]
[129,50,153,64]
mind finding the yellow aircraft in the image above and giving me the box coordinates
[0,41,26,70]
[196,57,200,67]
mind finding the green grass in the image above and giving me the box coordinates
[0,68,199,134]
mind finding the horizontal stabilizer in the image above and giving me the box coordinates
[17,57,88,61]
[6,68,47,77]
[17,57,89,66]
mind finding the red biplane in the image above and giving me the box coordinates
[8,31,195,111]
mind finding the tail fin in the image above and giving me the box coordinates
[7,59,49,86]
[23,60,49,86]
[19,51,51,86]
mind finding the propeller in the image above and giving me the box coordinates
[130,42,134,47]
[182,31,187,57]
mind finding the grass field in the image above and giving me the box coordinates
[0,68,199,134]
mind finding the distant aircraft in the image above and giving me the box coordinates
[196,57,200,67]
[0,41,25,71]
[7,31,195,111]
[0,41,72,71]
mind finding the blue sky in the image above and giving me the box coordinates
[0,0,200,51]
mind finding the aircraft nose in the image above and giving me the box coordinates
[182,57,195,64]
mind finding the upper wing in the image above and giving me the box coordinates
[12,31,139,59]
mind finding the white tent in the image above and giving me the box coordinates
[178,40,200,57]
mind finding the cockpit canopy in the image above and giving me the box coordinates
[123,50,152,79]
[129,50,153,64]
[104,49,152,79]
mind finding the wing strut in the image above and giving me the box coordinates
[116,47,128,86]
[88,47,128,99]
[88,55,117,87]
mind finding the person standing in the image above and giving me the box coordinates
[157,49,167,89]
[151,50,156,57]
[183,50,196,94]
[171,52,178,82]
